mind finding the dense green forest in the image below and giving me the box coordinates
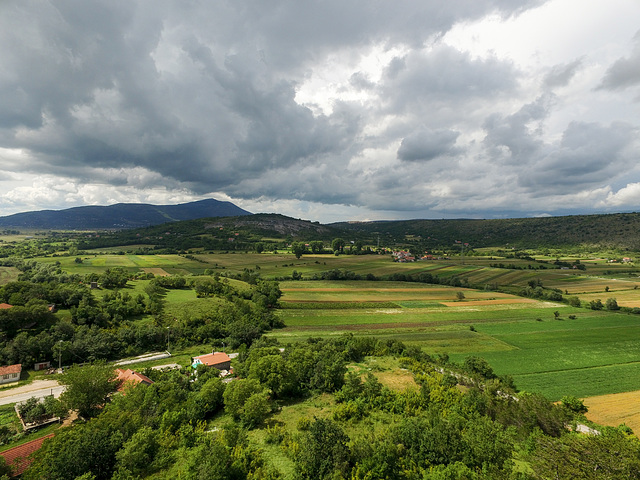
[334,212,640,250]
[71,211,640,254]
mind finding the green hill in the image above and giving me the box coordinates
[0,198,251,230]
[76,211,640,252]
[333,212,640,251]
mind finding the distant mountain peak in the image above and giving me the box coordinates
[0,199,252,229]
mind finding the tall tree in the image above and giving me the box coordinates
[59,362,118,418]
[291,242,306,259]
[331,238,346,253]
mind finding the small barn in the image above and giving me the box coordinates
[34,361,51,372]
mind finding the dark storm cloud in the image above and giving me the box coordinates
[397,128,460,161]
[5,0,640,221]
[0,0,542,205]
[519,121,638,192]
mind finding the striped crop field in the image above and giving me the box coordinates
[272,279,640,400]
[274,280,559,345]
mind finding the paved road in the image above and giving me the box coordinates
[114,352,171,366]
[0,380,66,406]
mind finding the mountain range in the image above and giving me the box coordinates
[0,199,251,229]
[2,200,640,251]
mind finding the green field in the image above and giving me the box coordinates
[26,251,640,399]
[267,279,640,400]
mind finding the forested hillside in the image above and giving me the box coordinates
[0,199,251,230]
[334,212,640,250]
[76,211,640,253]
[23,337,640,479]
[77,214,345,252]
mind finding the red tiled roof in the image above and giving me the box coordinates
[193,352,231,367]
[0,364,21,376]
[0,304,12,310]
[1,433,54,476]
[115,368,153,391]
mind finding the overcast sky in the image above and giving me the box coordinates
[1,0,639,223]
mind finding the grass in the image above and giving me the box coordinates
[583,390,640,433]
[24,251,640,402]
[0,267,20,286]
[163,288,227,322]
[269,277,640,400]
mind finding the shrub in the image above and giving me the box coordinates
[605,298,620,311]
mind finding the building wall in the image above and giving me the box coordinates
[0,373,20,385]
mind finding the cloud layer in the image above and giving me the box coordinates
[0,0,639,222]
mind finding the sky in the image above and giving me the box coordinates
[1,0,639,223]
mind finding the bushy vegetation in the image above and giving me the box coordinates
[21,336,640,479]
[0,263,282,366]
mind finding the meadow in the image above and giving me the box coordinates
[269,278,640,400]
[27,250,640,401]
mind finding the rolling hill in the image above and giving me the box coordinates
[332,212,640,251]
[74,210,640,253]
[0,199,251,230]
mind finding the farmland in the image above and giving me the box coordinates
[22,249,640,402]
[3,220,640,476]
[268,279,640,401]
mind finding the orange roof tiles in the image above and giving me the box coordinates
[115,368,153,391]
[193,352,231,367]
[1,433,54,476]
[0,304,12,310]
[0,364,21,376]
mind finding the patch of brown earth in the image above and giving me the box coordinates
[583,390,640,435]
[142,268,170,276]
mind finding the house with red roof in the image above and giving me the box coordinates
[0,433,54,477]
[191,352,231,372]
[0,364,21,386]
[115,368,153,392]
[0,304,12,310]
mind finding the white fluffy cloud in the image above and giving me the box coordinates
[0,0,639,221]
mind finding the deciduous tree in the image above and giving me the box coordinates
[59,362,117,418]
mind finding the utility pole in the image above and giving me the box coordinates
[454,241,468,265]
